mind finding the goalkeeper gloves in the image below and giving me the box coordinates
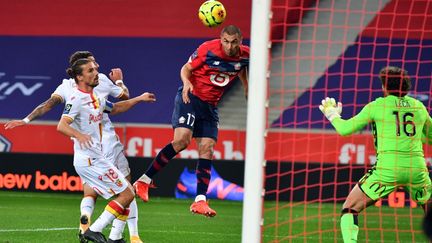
[319,97,342,122]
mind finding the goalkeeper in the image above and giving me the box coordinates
[319,66,432,243]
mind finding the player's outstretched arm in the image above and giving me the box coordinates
[319,97,370,136]
[57,117,92,149]
[180,63,194,104]
[110,92,156,115]
[4,95,63,130]
[109,68,130,100]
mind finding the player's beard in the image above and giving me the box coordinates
[226,47,239,57]
[89,82,99,88]
[89,77,99,87]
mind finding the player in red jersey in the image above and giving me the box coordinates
[134,25,249,217]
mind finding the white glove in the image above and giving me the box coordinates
[319,97,342,122]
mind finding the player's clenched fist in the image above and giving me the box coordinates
[139,92,156,102]
[109,68,123,82]
[319,97,342,122]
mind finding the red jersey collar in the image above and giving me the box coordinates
[77,87,94,94]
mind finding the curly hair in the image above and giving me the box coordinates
[69,51,94,66]
[66,58,92,82]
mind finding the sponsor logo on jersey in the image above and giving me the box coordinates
[89,113,103,124]
[210,73,230,87]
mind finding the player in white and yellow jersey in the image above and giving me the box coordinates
[4,51,143,243]
[57,58,155,242]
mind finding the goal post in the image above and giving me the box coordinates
[241,0,271,242]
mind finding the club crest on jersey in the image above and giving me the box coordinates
[234,63,241,70]
[63,104,72,114]
[115,179,123,188]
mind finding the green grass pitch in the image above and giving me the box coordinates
[0,191,428,242]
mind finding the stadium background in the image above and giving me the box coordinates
[0,0,432,242]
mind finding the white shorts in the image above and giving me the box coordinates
[103,137,130,177]
[107,146,130,177]
[75,158,129,200]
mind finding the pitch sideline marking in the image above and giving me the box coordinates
[0,227,76,232]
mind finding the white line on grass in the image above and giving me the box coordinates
[141,229,240,237]
[0,227,76,233]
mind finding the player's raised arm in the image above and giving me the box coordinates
[180,63,194,104]
[109,92,156,115]
[4,95,63,130]
[109,68,130,100]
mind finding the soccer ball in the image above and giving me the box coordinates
[198,0,226,27]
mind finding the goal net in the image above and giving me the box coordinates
[263,0,432,242]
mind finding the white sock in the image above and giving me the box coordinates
[138,174,151,184]
[89,210,116,232]
[127,199,139,237]
[109,218,127,240]
[80,196,95,217]
[195,194,206,202]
